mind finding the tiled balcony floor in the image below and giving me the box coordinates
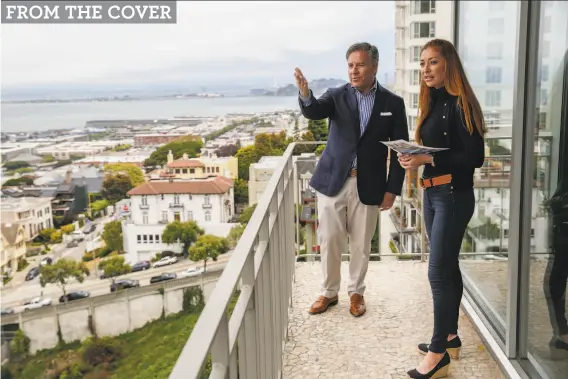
[283,262,506,379]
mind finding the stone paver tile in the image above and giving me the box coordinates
[282,262,506,379]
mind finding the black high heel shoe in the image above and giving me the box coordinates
[418,336,462,359]
[407,351,451,379]
[549,336,568,360]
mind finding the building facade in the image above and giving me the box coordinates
[393,1,568,378]
[0,197,54,241]
[122,176,235,263]
[0,223,26,276]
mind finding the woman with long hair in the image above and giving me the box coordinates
[398,38,487,378]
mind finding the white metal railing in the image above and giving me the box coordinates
[169,142,298,379]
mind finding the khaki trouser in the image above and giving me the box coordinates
[316,177,379,298]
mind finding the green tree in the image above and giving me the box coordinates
[315,144,325,156]
[188,235,230,271]
[235,145,260,180]
[98,256,131,284]
[233,178,249,205]
[161,221,204,256]
[1,176,34,187]
[227,224,246,248]
[39,259,90,301]
[102,220,124,252]
[238,204,257,225]
[308,119,329,141]
[143,136,203,168]
[294,130,317,154]
[101,173,133,203]
[3,161,30,170]
[105,163,145,186]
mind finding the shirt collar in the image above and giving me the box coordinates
[351,78,378,95]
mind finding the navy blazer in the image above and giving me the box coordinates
[299,83,409,206]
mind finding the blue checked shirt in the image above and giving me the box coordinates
[299,79,378,169]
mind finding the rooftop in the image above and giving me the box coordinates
[127,176,233,196]
[0,196,53,212]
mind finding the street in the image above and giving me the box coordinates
[1,253,232,311]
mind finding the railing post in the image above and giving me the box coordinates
[238,253,258,379]
[209,311,229,379]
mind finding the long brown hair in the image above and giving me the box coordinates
[415,39,487,143]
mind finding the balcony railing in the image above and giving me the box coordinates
[169,202,184,208]
[169,142,300,379]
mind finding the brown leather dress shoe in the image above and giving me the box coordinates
[308,295,338,314]
[350,293,366,317]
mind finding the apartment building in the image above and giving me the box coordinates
[133,134,187,147]
[0,197,54,241]
[122,176,235,263]
[394,0,453,137]
[248,156,285,205]
[1,223,26,275]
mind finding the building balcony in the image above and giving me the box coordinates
[169,202,184,208]
[139,204,149,209]
[202,203,212,209]
[169,142,508,379]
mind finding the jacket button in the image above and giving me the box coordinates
[443,116,446,118]
[444,103,447,106]
[444,132,447,135]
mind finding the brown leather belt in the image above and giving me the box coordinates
[420,174,452,188]
[348,169,357,177]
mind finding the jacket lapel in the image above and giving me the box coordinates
[361,85,387,139]
[344,86,361,138]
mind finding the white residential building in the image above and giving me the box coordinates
[122,176,235,263]
[394,0,453,138]
[0,197,54,241]
[248,156,285,205]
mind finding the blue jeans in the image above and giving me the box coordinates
[423,184,475,353]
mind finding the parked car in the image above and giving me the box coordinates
[83,224,96,234]
[40,257,53,266]
[110,279,140,292]
[131,260,151,272]
[22,297,52,311]
[152,256,178,268]
[181,267,204,278]
[25,267,40,281]
[1,308,14,315]
[59,291,90,303]
[149,273,177,284]
[66,240,79,248]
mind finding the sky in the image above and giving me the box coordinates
[1,1,395,96]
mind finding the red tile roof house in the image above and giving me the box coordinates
[121,176,236,264]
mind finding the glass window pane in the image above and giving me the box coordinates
[457,0,520,338]
[528,1,568,377]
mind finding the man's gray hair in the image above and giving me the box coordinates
[346,42,379,63]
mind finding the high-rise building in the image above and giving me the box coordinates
[394,0,453,137]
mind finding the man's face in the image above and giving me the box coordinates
[347,50,378,91]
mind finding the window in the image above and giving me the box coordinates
[174,194,180,204]
[408,116,417,131]
[487,43,503,60]
[539,65,549,82]
[187,211,193,220]
[486,90,502,107]
[542,40,550,58]
[174,212,181,221]
[155,234,160,243]
[485,67,502,83]
[161,211,168,222]
[141,195,148,206]
[411,0,435,14]
[205,211,211,222]
[410,93,419,109]
[411,22,435,38]
[149,235,154,243]
[216,167,220,173]
[409,70,421,86]
[488,18,504,34]
[540,88,548,106]
[143,212,149,224]
[204,195,210,205]
[542,15,551,33]
[190,169,195,174]
[489,1,505,11]
[182,169,187,174]
[409,46,421,62]
[137,235,141,243]
[143,235,147,244]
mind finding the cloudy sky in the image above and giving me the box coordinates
[1,1,395,96]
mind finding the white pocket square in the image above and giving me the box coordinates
[380,112,392,116]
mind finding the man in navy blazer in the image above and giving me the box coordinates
[295,42,409,317]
